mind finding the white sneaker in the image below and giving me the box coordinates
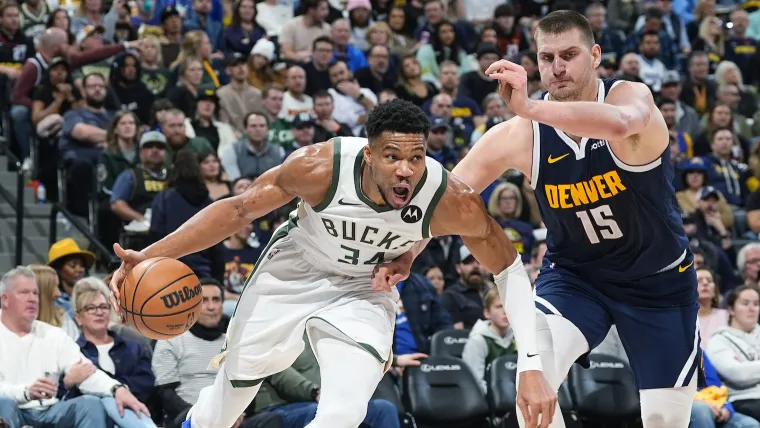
[21,157,32,171]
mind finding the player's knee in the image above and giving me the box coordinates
[640,387,694,428]
[311,401,368,428]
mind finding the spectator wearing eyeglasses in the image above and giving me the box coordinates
[68,278,156,427]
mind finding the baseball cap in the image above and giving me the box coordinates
[697,186,721,201]
[139,131,168,148]
[160,4,180,22]
[681,156,708,172]
[662,70,681,86]
[49,56,69,69]
[76,25,105,45]
[476,43,500,59]
[292,112,316,128]
[429,116,450,131]
[459,246,475,263]
[197,86,218,102]
[226,52,247,67]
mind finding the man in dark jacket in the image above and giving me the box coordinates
[440,246,487,329]
[109,51,155,124]
[394,272,452,355]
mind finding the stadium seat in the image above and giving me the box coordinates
[403,356,489,427]
[430,328,470,358]
[372,372,405,418]
[570,354,640,424]
[487,355,578,427]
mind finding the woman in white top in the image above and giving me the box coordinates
[698,267,729,349]
[707,286,760,422]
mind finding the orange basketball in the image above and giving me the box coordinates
[119,258,202,340]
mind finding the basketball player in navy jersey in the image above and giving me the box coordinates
[375,10,701,428]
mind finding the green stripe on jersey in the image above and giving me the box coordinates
[422,168,448,239]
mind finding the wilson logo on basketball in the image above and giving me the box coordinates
[160,284,202,309]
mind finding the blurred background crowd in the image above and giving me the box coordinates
[0,0,760,426]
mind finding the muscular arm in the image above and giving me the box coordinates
[141,143,333,260]
[429,174,541,372]
[452,116,534,194]
[524,81,668,165]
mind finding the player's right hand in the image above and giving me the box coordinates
[517,370,557,428]
[109,243,148,312]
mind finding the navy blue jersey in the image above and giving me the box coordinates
[531,79,692,305]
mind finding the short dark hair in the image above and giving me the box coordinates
[365,98,430,142]
[726,285,760,311]
[312,90,332,101]
[710,126,734,140]
[312,36,333,51]
[536,10,595,48]
[262,83,284,99]
[243,111,269,127]
[328,59,349,71]
[656,98,676,109]
[644,7,664,20]
[641,30,660,41]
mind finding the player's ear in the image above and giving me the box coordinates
[363,144,373,166]
[590,44,602,70]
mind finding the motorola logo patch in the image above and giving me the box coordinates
[401,205,422,223]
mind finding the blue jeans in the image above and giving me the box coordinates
[101,396,157,428]
[265,399,399,428]
[690,401,760,428]
[0,395,107,427]
[10,105,32,159]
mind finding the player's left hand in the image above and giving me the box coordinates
[114,387,150,418]
[517,370,557,428]
[371,251,413,292]
[486,59,533,117]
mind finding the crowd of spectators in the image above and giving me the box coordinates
[0,0,759,426]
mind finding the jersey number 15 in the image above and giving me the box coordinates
[575,204,623,244]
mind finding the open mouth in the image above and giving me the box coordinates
[391,184,411,206]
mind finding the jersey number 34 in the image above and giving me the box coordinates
[575,204,623,244]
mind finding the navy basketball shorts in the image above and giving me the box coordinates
[534,260,704,390]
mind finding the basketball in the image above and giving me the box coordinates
[118,258,202,340]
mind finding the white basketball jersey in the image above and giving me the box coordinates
[287,137,448,277]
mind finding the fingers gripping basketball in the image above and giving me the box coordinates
[119,258,202,340]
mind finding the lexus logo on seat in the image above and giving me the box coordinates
[401,205,422,223]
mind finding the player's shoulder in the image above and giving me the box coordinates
[605,79,652,100]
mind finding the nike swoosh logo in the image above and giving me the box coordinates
[527,352,539,358]
[338,198,362,206]
[547,153,569,164]
[678,261,694,273]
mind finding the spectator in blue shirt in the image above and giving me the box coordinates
[60,73,115,217]
[394,273,452,356]
[183,0,222,51]
[331,19,368,72]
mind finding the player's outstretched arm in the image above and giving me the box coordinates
[140,143,333,261]
[452,116,534,194]
[430,174,556,428]
[109,143,335,308]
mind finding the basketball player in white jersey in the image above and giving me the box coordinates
[109,99,556,428]
[376,10,701,428]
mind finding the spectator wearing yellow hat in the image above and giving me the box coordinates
[47,238,96,316]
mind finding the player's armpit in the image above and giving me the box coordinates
[429,174,519,274]
[452,117,533,194]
